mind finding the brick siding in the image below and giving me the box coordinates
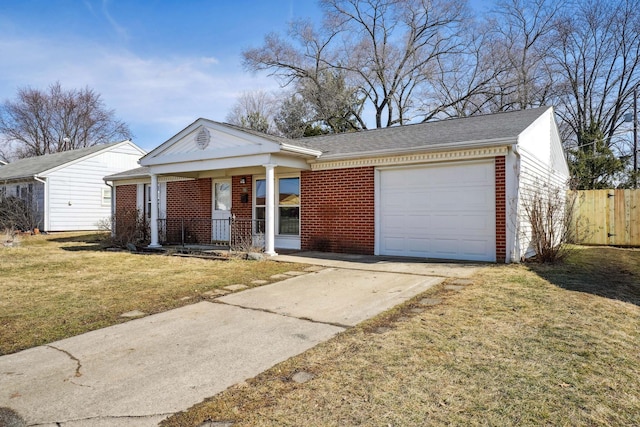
[230,175,254,246]
[495,156,506,263]
[301,167,375,254]
[114,184,138,240]
[166,178,212,244]
[230,175,253,219]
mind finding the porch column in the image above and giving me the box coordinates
[263,163,277,256]
[148,173,161,248]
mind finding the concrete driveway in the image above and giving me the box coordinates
[0,254,480,426]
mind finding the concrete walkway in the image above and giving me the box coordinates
[0,255,479,426]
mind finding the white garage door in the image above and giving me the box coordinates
[378,160,496,262]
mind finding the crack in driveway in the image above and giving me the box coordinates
[213,299,351,329]
[45,412,174,426]
[46,345,82,379]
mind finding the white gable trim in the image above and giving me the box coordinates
[142,144,281,166]
[142,118,282,163]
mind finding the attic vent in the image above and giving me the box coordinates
[195,127,210,150]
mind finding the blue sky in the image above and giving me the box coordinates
[0,1,491,153]
[0,0,324,152]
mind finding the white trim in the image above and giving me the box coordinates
[311,146,510,171]
[263,164,277,256]
[148,174,161,248]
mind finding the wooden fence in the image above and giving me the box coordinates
[574,189,640,246]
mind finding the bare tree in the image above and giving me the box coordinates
[483,0,565,112]
[243,0,470,129]
[423,23,509,118]
[225,90,276,134]
[0,82,131,159]
[551,0,640,153]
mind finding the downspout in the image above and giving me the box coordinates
[510,144,521,263]
[105,181,115,238]
[34,176,47,232]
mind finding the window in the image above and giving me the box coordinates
[214,182,231,211]
[145,184,152,218]
[278,177,299,235]
[102,188,112,207]
[254,177,300,235]
[18,184,32,201]
[143,184,161,219]
[255,180,266,234]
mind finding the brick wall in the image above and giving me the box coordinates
[495,156,506,263]
[114,184,138,240]
[166,178,212,244]
[301,167,375,254]
[230,175,253,246]
[231,175,252,219]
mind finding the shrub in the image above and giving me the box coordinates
[0,196,40,232]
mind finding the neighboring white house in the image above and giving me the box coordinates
[0,141,145,231]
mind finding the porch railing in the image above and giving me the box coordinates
[157,217,265,250]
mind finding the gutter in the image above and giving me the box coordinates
[105,181,115,238]
[280,142,322,158]
[509,143,521,263]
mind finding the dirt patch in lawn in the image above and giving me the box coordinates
[0,232,308,355]
[163,248,640,427]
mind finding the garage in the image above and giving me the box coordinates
[377,160,496,262]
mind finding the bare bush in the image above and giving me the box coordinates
[520,182,578,263]
[110,209,149,247]
[0,196,40,231]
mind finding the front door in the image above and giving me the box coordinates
[212,179,231,242]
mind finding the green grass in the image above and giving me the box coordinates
[0,232,308,355]
[163,247,640,427]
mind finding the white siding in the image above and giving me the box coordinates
[508,108,570,261]
[45,143,144,231]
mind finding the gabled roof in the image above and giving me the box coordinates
[289,107,553,159]
[108,107,559,181]
[0,141,139,181]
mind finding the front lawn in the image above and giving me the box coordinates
[164,246,640,427]
[0,232,308,355]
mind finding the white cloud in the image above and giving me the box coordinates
[0,34,279,150]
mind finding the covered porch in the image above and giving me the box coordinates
[141,119,321,255]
